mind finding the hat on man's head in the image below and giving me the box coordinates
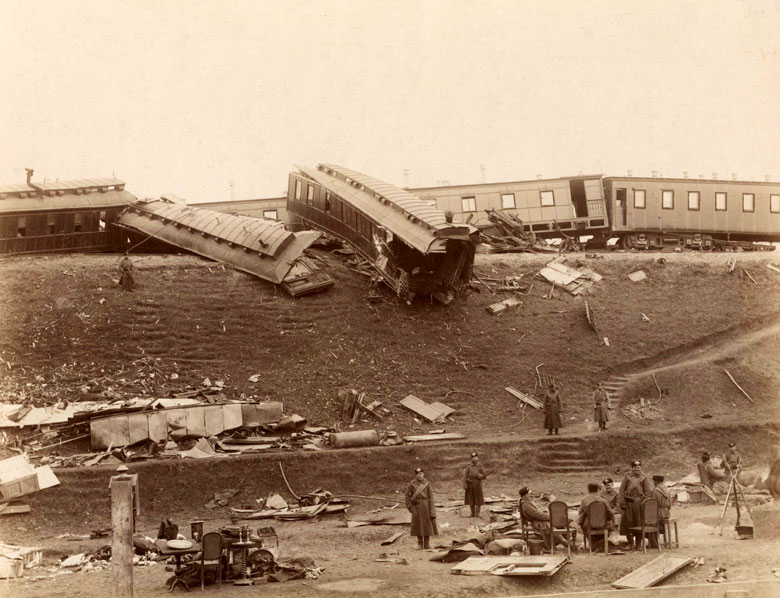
[518,487,530,496]
[631,460,641,467]
[702,452,711,460]
[728,442,736,448]
[603,478,614,485]
[652,475,665,482]
[414,467,424,474]
[471,452,478,458]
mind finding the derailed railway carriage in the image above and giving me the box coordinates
[287,164,480,304]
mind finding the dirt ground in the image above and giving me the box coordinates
[1,250,780,596]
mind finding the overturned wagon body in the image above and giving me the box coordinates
[287,164,479,304]
[0,177,134,255]
[115,199,333,296]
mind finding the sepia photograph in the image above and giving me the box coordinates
[0,1,779,596]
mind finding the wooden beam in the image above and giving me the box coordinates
[724,369,755,403]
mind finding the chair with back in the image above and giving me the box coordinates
[516,503,535,543]
[200,531,224,590]
[629,498,661,553]
[548,500,574,556]
[584,500,609,555]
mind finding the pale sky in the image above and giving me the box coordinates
[1,0,778,203]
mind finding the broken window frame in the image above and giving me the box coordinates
[687,191,700,211]
[770,194,780,214]
[263,209,278,220]
[742,193,755,213]
[633,189,646,209]
[501,193,516,209]
[715,192,727,211]
[540,190,555,207]
[661,190,674,210]
[461,196,477,212]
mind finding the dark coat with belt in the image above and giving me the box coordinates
[405,480,438,537]
[543,389,562,430]
[593,388,610,423]
[464,463,486,506]
[618,473,653,535]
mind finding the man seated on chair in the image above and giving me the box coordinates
[518,487,571,552]
[649,475,671,549]
[698,452,729,495]
[578,483,614,551]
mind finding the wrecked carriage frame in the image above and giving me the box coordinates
[287,164,481,304]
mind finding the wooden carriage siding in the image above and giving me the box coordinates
[193,196,287,222]
[0,178,136,256]
[603,176,780,242]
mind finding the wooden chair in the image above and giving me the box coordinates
[548,500,575,556]
[200,531,224,590]
[660,517,679,549]
[629,498,661,553]
[584,500,609,555]
[517,504,536,543]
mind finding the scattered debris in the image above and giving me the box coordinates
[584,302,608,345]
[743,269,758,285]
[486,297,522,315]
[504,387,542,410]
[724,369,755,404]
[627,270,647,282]
[641,313,651,322]
[481,209,555,253]
[399,395,455,423]
[0,543,43,579]
[0,455,60,502]
[767,264,780,275]
[623,399,664,422]
[380,532,404,546]
[451,555,568,577]
[329,430,380,448]
[537,257,602,295]
[404,433,465,442]
[706,566,728,583]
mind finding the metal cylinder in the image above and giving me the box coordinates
[329,430,379,448]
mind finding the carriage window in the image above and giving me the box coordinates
[771,194,780,214]
[17,216,26,237]
[633,189,646,209]
[324,192,331,212]
[540,191,555,206]
[74,213,83,232]
[742,193,754,213]
[99,210,107,231]
[501,193,515,209]
[688,191,700,211]
[662,190,674,209]
[307,185,314,204]
[715,192,727,211]
[263,210,278,220]
[47,214,56,234]
[294,179,302,201]
[461,196,476,212]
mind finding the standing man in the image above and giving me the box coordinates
[405,468,437,549]
[724,442,742,474]
[118,253,135,291]
[543,383,562,436]
[650,474,671,548]
[578,482,614,551]
[464,452,487,518]
[698,452,729,494]
[618,460,653,550]
[593,382,610,431]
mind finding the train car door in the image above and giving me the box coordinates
[569,179,587,217]
[615,188,627,226]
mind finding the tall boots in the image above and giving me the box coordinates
[417,536,430,549]
[470,505,476,517]
[475,506,481,518]
[423,537,430,549]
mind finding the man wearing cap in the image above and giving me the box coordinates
[405,468,438,549]
[698,452,728,494]
[578,483,614,551]
[464,452,487,518]
[518,487,570,552]
[600,478,619,514]
[724,442,742,474]
[618,461,653,550]
[118,253,135,291]
[543,383,562,436]
[593,382,609,431]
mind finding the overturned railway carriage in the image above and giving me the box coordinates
[0,178,135,255]
[602,177,780,249]
[287,164,480,303]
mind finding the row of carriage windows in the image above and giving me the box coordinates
[635,189,780,213]
[3,211,108,238]
[461,191,555,213]
[294,178,373,240]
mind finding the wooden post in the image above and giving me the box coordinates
[111,475,134,598]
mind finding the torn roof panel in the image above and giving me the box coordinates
[116,200,331,288]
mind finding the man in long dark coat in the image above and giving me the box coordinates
[405,468,437,549]
[593,383,610,431]
[543,383,562,435]
[618,460,653,550]
[464,452,487,517]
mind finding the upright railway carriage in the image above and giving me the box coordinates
[602,176,780,250]
[411,175,610,237]
[287,164,480,304]
[0,178,135,256]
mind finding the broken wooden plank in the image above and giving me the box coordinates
[743,269,758,285]
[486,297,522,315]
[724,369,755,403]
[505,387,542,409]
[627,270,647,282]
[380,532,404,546]
[399,395,448,423]
[0,502,31,516]
[611,554,693,589]
[452,555,567,577]
[429,402,456,419]
[404,433,465,442]
[767,264,780,274]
